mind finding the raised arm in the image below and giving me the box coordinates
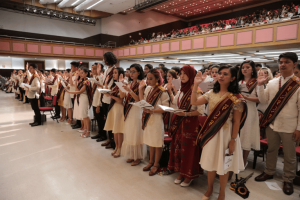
[191,72,208,105]
[256,73,270,104]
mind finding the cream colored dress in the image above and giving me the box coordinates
[143,86,170,147]
[104,86,125,133]
[200,90,245,175]
[73,90,89,120]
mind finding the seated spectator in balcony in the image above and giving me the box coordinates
[225,21,232,30]
[151,32,156,40]
[156,33,161,41]
[282,13,290,20]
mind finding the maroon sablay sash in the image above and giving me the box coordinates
[92,77,100,97]
[76,80,93,108]
[23,75,28,83]
[142,86,166,130]
[124,81,140,120]
[48,74,58,85]
[29,73,40,85]
[260,76,300,129]
[196,93,247,148]
[107,86,119,112]
[100,67,115,102]
[246,78,257,94]
[57,77,69,101]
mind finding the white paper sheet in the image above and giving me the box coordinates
[21,83,31,88]
[88,78,102,85]
[224,149,233,171]
[115,82,127,93]
[172,79,181,91]
[158,105,186,113]
[97,88,114,94]
[129,100,154,109]
[199,80,215,92]
[265,182,281,190]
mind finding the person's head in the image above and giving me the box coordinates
[125,68,130,78]
[278,52,298,77]
[258,67,273,81]
[29,64,38,74]
[159,66,169,77]
[146,68,163,87]
[64,69,71,77]
[144,64,153,76]
[255,63,262,72]
[91,64,98,76]
[171,66,181,77]
[70,61,79,72]
[129,64,144,81]
[80,67,89,79]
[166,70,177,83]
[211,65,220,80]
[113,67,125,81]
[158,64,165,69]
[238,60,257,81]
[213,65,240,94]
[180,65,196,87]
[50,68,57,77]
[38,69,44,76]
[103,52,117,67]
[204,68,209,74]
[58,71,63,76]
[294,64,300,78]
[207,65,213,75]
[18,70,22,75]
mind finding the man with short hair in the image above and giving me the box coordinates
[255,52,300,196]
[47,68,60,119]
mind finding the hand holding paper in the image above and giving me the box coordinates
[129,100,153,109]
[158,105,186,113]
[115,82,127,93]
[97,88,114,94]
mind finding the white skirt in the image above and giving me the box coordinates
[143,113,164,147]
[104,102,125,133]
[63,92,73,109]
[73,94,89,120]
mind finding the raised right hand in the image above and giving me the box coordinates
[139,80,146,90]
[26,62,28,70]
[194,71,205,85]
[257,73,268,86]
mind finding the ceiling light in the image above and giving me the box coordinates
[71,0,81,6]
[87,0,103,10]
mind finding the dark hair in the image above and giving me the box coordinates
[129,63,145,81]
[38,69,44,73]
[145,64,153,70]
[126,68,130,71]
[65,69,71,73]
[211,65,220,71]
[81,67,90,78]
[272,69,279,77]
[103,51,118,66]
[70,61,79,68]
[296,64,300,70]
[159,63,165,68]
[30,64,38,69]
[208,64,213,70]
[279,52,298,63]
[111,67,125,89]
[149,68,163,85]
[167,70,177,79]
[256,63,262,68]
[160,66,169,84]
[237,60,258,82]
[213,65,240,94]
[171,66,180,75]
[50,68,57,73]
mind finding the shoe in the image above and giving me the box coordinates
[83,131,90,138]
[149,165,160,176]
[201,195,210,200]
[283,182,294,195]
[180,179,193,187]
[105,145,113,149]
[29,122,35,125]
[52,116,60,119]
[143,163,154,171]
[111,148,118,156]
[126,159,134,163]
[31,122,41,127]
[174,178,183,184]
[72,124,81,129]
[78,129,85,133]
[101,141,110,146]
[91,134,101,139]
[255,172,274,182]
[113,149,121,158]
[131,159,141,166]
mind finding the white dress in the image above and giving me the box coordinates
[104,86,125,133]
[143,86,170,147]
[239,81,260,151]
[200,90,245,175]
[73,90,89,120]
[63,90,73,109]
[121,82,145,160]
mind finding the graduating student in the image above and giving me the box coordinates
[38,69,46,107]
[167,65,205,187]
[139,68,170,176]
[57,70,69,122]
[257,67,273,113]
[237,60,260,166]
[47,68,60,119]
[191,65,247,200]
[144,64,153,77]
[121,64,145,166]
[255,52,300,196]
[104,67,125,158]
[24,64,41,127]
[69,62,81,129]
[61,69,73,123]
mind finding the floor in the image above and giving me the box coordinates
[0,91,299,200]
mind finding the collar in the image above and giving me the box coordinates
[281,74,294,81]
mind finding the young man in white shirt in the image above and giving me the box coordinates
[24,63,41,127]
[255,52,300,196]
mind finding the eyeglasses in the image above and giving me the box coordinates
[130,71,137,74]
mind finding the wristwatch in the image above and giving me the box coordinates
[231,137,237,142]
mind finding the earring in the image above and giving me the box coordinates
[156,82,158,86]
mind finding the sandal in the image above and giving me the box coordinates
[143,162,154,171]
[126,159,134,163]
[149,165,160,176]
[83,131,90,138]
[111,148,118,156]
[131,159,141,166]
[113,149,121,158]
[80,130,87,137]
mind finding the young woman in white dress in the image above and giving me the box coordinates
[121,64,145,166]
[66,67,92,138]
[191,65,246,200]
[257,67,273,113]
[63,69,73,124]
[139,68,170,176]
[237,60,260,166]
[104,67,126,158]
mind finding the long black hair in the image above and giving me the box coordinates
[111,67,124,89]
[237,60,257,82]
[213,65,240,94]
[160,66,169,84]
[129,63,145,81]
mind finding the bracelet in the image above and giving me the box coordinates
[192,90,197,93]
[185,112,187,117]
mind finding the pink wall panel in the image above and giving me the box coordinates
[76,48,84,56]
[171,41,180,51]
[0,41,10,51]
[124,48,130,56]
[277,23,298,41]
[181,40,191,50]
[137,46,143,55]
[152,44,160,53]
[255,28,273,43]
[86,49,95,56]
[27,44,39,53]
[65,47,74,55]
[41,45,51,54]
[113,50,118,57]
[161,43,169,52]
[118,49,123,57]
[53,46,63,54]
[206,36,219,48]
[95,49,103,57]
[13,43,25,52]
[220,33,234,47]
[193,38,204,49]
[237,31,253,45]
[130,47,136,55]
[144,45,151,54]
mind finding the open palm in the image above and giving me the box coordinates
[257,73,268,86]
[194,71,204,85]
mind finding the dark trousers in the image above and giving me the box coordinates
[54,95,60,117]
[93,106,102,134]
[101,103,115,148]
[25,96,29,103]
[30,98,41,124]
[39,92,45,107]
[19,87,24,100]
[71,98,81,127]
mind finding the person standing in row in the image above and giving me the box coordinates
[38,69,46,107]
[69,62,81,129]
[47,68,59,119]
